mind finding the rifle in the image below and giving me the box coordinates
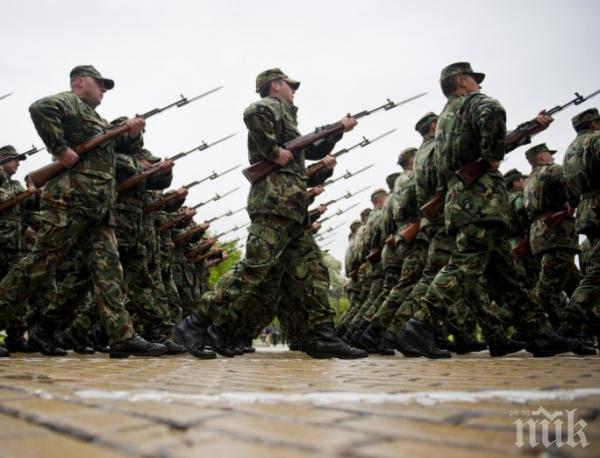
[0,145,45,167]
[386,220,423,250]
[181,164,241,190]
[0,93,11,102]
[171,207,246,242]
[317,220,348,236]
[28,87,223,188]
[242,93,427,184]
[116,134,236,193]
[191,187,240,210]
[186,222,250,260]
[143,187,190,215]
[307,165,374,198]
[318,202,360,224]
[316,231,339,242]
[195,246,223,263]
[0,187,40,213]
[309,185,370,219]
[420,89,600,221]
[513,203,574,257]
[305,129,396,178]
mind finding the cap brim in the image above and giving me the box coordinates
[97,78,115,90]
[471,72,485,84]
[284,78,300,90]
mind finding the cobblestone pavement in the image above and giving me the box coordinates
[0,347,598,458]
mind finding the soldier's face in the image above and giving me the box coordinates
[274,80,295,104]
[461,74,481,93]
[2,159,19,176]
[79,76,107,107]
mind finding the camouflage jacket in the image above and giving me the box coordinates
[115,154,173,251]
[414,134,442,232]
[507,190,529,243]
[436,93,511,230]
[360,208,384,261]
[244,96,341,225]
[563,129,600,237]
[0,170,37,252]
[380,191,402,268]
[344,233,356,275]
[29,91,142,222]
[349,224,368,272]
[524,163,579,254]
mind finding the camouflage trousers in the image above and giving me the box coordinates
[562,235,600,334]
[347,264,385,331]
[199,215,334,340]
[120,246,172,333]
[0,206,135,344]
[0,248,30,330]
[413,222,552,343]
[387,227,478,340]
[369,239,427,333]
[532,249,581,329]
[338,274,365,327]
[173,253,202,318]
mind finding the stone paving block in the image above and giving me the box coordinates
[168,437,317,458]
[0,412,50,439]
[353,438,513,458]
[229,402,361,424]
[102,424,186,455]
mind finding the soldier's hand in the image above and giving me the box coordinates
[340,114,357,132]
[162,159,175,170]
[126,117,146,138]
[184,208,196,217]
[488,160,501,171]
[176,187,189,198]
[321,155,337,170]
[312,185,325,196]
[535,111,554,131]
[317,204,327,214]
[58,148,80,168]
[274,147,293,166]
[312,221,322,232]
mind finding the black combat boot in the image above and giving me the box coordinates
[109,335,168,358]
[335,324,347,338]
[557,328,597,356]
[380,330,421,357]
[288,341,305,352]
[243,338,256,353]
[144,324,186,356]
[525,331,580,357]
[488,338,526,357]
[5,327,34,353]
[173,312,216,359]
[28,323,67,356]
[397,319,451,359]
[453,338,488,355]
[357,325,394,355]
[305,322,368,359]
[60,328,95,355]
[0,345,9,357]
[206,324,236,358]
[88,325,110,353]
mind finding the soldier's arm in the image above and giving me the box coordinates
[28,97,71,157]
[146,167,173,190]
[243,105,280,162]
[307,166,334,187]
[474,97,507,163]
[305,126,343,160]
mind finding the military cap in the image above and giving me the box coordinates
[0,145,18,158]
[370,188,388,202]
[572,108,600,129]
[70,65,114,90]
[415,112,438,133]
[134,149,161,163]
[397,147,417,167]
[350,220,362,233]
[525,143,556,162]
[360,208,372,219]
[255,68,300,94]
[440,62,485,84]
[503,168,526,185]
[386,172,401,191]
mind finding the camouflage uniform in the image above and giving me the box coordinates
[198,91,341,341]
[0,90,137,344]
[524,146,581,328]
[561,109,600,333]
[412,85,552,345]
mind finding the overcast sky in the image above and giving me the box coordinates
[2,0,599,270]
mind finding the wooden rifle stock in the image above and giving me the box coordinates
[454,159,491,187]
[206,253,227,268]
[143,188,187,215]
[172,222,210,243]
[158,212,195,233]
[29,123,131,188]
[512,237,530,258]
[195,247,223,263]
[0,188,40,213]
[186,238,216,259]
[399,221,420,243]
[117,161,171,193]
[420,193,444,220]
[366,249,382,265]
[385,234,397,249]
[242,122,345,184]
[348,270,359,281]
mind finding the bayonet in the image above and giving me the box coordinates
[318,202,360,224]
[191,186,240,210]
[169,133,236,161]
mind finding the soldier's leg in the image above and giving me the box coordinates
[532,249,581,328]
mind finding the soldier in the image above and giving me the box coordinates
[0,65,167,357]
[335,220,363,338]
[523,143,581,328]
[560,108,600,352]
[176,68,366,359]
[0,146,39,355]
[397,62,577,358]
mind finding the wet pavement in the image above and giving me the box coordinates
[0,347,599,458]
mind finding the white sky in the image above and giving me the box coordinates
[2,0,599,270]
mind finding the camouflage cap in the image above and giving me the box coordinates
[572,108,600,129]
[134,148,161,163]
[397,147,417,166]
[0,145,18,158]
[360,208,372,219]
[70,65,114,90]
[255,68,300,94]
[386,172,401,191]
[415,112,438,133]
[350,220,362,233]
[503,168,526,184]
[440,62,485,84]
[370,188,388,202]
[525,143,556,161]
